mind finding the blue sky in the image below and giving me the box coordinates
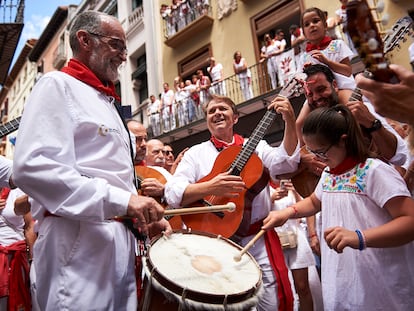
[13,0,79,65]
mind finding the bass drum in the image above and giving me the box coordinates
[139,230,263,310]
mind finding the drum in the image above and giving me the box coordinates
[140,230,263,311]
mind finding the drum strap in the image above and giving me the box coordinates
[264,230,294,311]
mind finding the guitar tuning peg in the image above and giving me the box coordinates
[368,38,379,51]
[381,13,390,26]
[376,1,385,13]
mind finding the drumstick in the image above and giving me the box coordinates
[164,202,236,216]
[113,202,236,220]
[233,229,266,262]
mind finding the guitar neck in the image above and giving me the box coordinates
[0,116,21,138]
[229,74,305,175]
[230,109,277,175]
[349,87,363,102]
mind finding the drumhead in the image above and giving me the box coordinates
[144,230,262,305]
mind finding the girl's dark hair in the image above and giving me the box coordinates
[302,105,373,162]
[301,7,327,30]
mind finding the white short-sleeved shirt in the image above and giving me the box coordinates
[314,158,414,310]
[302,39,355,90]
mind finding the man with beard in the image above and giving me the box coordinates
[298,64,406,164]
[292,64,407,256]
[12,11,170,310]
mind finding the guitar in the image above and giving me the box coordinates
[181,73,306,238]
[383,16,413,55]
[346,0,399,83]
[134,165,182,229]
[0,116,21,138]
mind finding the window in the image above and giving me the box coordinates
[177,44,211,81]
[132,0,143,11]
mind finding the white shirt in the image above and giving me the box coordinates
[13,71,134,223]
[315,158,414,310]
[165,139,300,224]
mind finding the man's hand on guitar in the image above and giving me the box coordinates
[356,64,414,126]
[346,99,375,129]
[141,178,165,197]
[207,171,246,198]
[268,96,296,123]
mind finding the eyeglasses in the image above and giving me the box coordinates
[163,150,173,156]
[87,31,128,55]
[306,143,334,160]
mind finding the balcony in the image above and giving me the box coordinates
[0,0,24,86]
[163,3,213,48]
[127,5,144,33]
[148,49,309,150]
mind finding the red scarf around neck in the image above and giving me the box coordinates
[305,36,333,52]
[61,58,121,102]
[210,134,244,151]
[329,156,360,175]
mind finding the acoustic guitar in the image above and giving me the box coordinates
[134,165,182,229]
[181,73,306,238]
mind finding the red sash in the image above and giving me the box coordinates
[0,240,31,310]
[264,230,294,311]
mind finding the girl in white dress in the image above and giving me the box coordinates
[263,105,414,311]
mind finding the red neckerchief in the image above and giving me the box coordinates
[210,134,244,151]
[0,187,10,200]
[305,36,332,52]
[61,58,121,102]
[328,156,360,175]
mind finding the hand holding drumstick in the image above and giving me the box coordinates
[233,229,266,262]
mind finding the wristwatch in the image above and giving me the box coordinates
[366,119,382,133]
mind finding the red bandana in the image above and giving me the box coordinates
[329,156,360,175]
[210,134,244,151]
[305,36,333,52]
[61,58,121,102]
[0,187,10,200]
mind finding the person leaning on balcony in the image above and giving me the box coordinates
[12,11,171,310]
[161,82,176,132]
[207,57,226,96]
[233,50,253,101]
[260,33,280,90]
[147,95,161,137]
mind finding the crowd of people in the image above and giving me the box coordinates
[2,5,414,311]
[151,2,362,137]
[160,0,210,38]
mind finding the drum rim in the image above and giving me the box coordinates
[145,229,263,305]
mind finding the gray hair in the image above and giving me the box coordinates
[69,11,109,54]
